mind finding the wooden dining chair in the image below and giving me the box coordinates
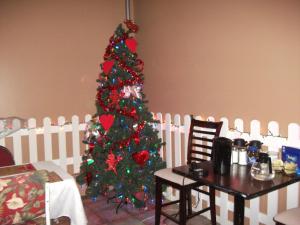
[154,116,223,225]
[0,145,15,167]
[273,207,300,225]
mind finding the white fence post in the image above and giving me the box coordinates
[12,129,22,165]
[174,114,181,167]
[165,113,172,168]
[183,115,191,164]
[58,116,67,171]
[156,113,164,157]
[72,115,81,174]
[286,123,300,209]
[28,118,38,163]
[43,117,53,161]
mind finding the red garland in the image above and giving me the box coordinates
[124,20,139,33]
[96,90,139,120]
[96,121,145,152]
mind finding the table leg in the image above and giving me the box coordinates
[179,187,187,225]
[234,195,245,225]
[155,177,162,225]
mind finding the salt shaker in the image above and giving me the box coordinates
[231,146,239,164]
[238,147,248,165]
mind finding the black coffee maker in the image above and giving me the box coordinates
[212,137,232,175]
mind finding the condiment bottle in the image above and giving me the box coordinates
[231,146,239,164]
[238,147,248,165]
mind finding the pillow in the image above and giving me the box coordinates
[0,170,49,225]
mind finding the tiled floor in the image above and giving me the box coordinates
[82,195,216,225]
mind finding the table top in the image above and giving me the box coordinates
[172,161,300,199]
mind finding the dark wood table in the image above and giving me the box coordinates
[172,161,300,225]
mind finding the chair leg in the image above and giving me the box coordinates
[179,186,187,225]
[155,177,162,225]
[209,187,216,225]
[187,189,193,216]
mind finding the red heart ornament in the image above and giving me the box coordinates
[99,114,114,131]
[102,60,114,75]
[125,38,137,53]
[132,150,149,166]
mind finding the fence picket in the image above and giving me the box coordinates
[249,198,260,225]
[58,116,67,171]
[220,117,229,138]
[183,115,191,164]
[12,127,22,165]
[165,114,172,168]
[174,114,181,167]
[28,118,38,163]
[267,190,278,225]
[287,123,300,147]
[156,113,164,157]
[43,117,53,161]
[250,120,262,141]
[72,115,81,174]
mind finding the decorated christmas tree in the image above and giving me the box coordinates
[76,20,166,209]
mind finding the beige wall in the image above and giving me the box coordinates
[1,0,300,133]
[0,0,125,124]
[135,0,300,134]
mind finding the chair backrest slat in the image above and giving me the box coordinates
[192,130,217,136]
[190,150,211,157]
[192,136,213,142]
[190,157,207,162]
[187,116,223,164]
[192,143,213,150]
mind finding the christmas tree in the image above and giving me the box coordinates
[76,20,166,209]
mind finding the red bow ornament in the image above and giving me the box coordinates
[106,152,123,174]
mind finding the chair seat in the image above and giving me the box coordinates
[274,207,300,225]
[154,168,196,185]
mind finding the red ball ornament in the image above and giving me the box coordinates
[134,191,145,201]
[132,150,150,166]
[125,38,137,53]
[86,172,93,186]
[130,108,137,116]
[89,143,95,153]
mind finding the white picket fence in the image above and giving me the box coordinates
[0,113,300,225]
